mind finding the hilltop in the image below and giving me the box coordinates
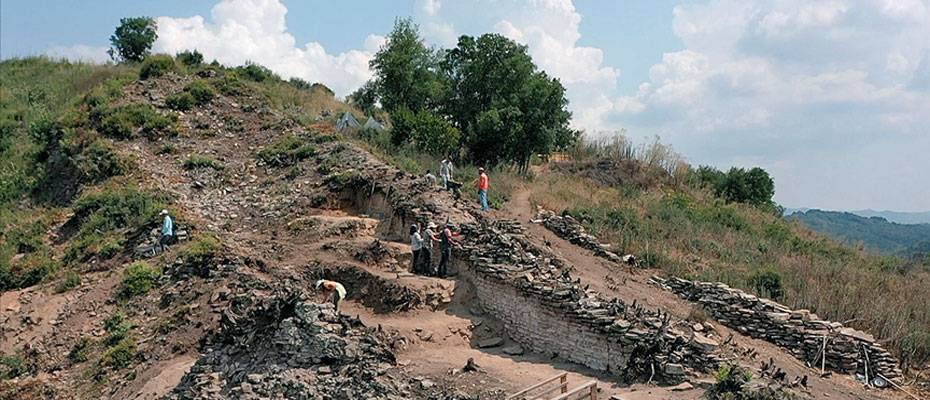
[0,55,927,400]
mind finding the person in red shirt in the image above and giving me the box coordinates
[476,167,490,211]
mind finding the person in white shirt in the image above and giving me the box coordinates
[440,158,454,189]
[409,224,424,273]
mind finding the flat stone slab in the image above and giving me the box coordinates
[502,345,524,355]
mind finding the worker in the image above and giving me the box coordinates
[409,224,424,273]
[158,209,173,252]
[437,221,461,278]
[422,222,439,276]
[476,167,490,211]
[440,158,454,189]
[424,169,438,186]
[315,279,347,312]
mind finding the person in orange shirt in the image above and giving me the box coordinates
[476,167,490,211]
[315,279,347,312]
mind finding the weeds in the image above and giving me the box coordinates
[183,155,223,170]
[68,337,93,363]
[257,135,316,167]
[55,271,82,293]
[139,54,177,80]
[118,261,159,299]
[166,92,194,111]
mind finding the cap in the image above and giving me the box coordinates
[160,209,169,215]
[478,167,485,172]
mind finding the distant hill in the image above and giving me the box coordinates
[850,209,930,225]
[787,209,930,257]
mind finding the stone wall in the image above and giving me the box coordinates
[652,276,903,383]
[534,209,626,264]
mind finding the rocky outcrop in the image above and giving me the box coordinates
[651,276,903,385]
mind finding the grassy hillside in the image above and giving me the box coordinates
[788,209,930,258]
[528,141,930,369]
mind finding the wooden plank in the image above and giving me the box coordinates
[551,381,597,400]
[507,372,569,400]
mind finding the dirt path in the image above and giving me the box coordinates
[496,182,900,400]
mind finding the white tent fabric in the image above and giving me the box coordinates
[336,112,360,131]
[363,116,385,132]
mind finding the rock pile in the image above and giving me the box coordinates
[652,276,903,384]
[168,295,406,399]
[533,209,626,264]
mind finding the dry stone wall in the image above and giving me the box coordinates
[534,209,626,264]
[652,276,903,383]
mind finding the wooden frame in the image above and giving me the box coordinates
[507,372,569,400]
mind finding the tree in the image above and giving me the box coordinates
[347,81,379,114]
[109,17,158,62]
[176,50,203,66]
[691,165,776,209]
[440,34,574,171]
[369,18,443,113]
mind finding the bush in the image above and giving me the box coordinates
[118,261,159,299]
[176,50,203,66]
[55,271,82,293]
[214,74,246,96]
[166,92,194,111]
[182,233,220,267]
[98,338,136,370]
[185,80,215,105]
[96,103,176,139]
[109,17,157,62]
[257,135,316,167]
[72,184,165,235]
[183,155,223,170]
[708,364,753,399]
[236,63,278,82]
[749,269,784,300]
[139,54,177,80]
[103,312,134,346]
[68,337,93,363]
[3,253,60,290]
[0,353,27,380]
[73,139,124,182]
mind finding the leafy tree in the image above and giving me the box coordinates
[176,50,203,66]
[108,17,158,62]
[348,81,379,114]
[392,108,460,156]
[369,18,443,113]
[440,34,574,171]
[691,165,775,209]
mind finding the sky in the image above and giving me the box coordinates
[2,0,929,212]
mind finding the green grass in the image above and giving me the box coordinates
[54,271,82,293]
[183,155,223,170]
[68,337,93,363]
[256,135,317,167]
[118,261,159,299]
[97,338,136,370]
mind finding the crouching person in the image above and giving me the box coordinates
[315,279,346,313]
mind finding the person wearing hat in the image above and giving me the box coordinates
[409,224,424,273]
[422,222,440,276]
[158,209,173,252]
[315,279,347,312]
[437,221,461,278]
[475,167,490,211]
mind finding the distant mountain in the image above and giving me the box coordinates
[849,209,930,225]
[787,210,930,258]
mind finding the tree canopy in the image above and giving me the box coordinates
[108,17,158,63]
[363,19,576,172]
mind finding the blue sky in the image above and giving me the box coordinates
[2,0,929,212]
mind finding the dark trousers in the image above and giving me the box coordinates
[438,248,451,278]
[158,234,173,252]
[421,247,433,276]
[331,292,342,312]
[411,249,421,273]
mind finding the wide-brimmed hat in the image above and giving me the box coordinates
[478,167,485,172]
[159,209,169,215]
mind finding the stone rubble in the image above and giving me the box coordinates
[651,276,903,383]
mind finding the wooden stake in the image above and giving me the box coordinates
[820,335,827,375]
[877,373,921,400]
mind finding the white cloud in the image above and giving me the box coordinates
[417,0,442,17]
[152,0,379,97]
[45,44,110,63]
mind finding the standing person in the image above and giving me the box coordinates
[476,167,490,211]
[422,222,439,276]
[315,279,347,312]
[158,209,173,252]
[437,222,460,278]
[409,224,424,273]
[440,158,454,189]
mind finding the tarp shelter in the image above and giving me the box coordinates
[363,116,385,132]
[336,112,360,131]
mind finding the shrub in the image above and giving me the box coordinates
[236,63,278,82]
[176,50,203,66]
[103,312,134,346]
[256,135,316,167]
[139,54,177,80]
[73,139,124,182]
[214,74,246,96]
[185,80,215,105]
[98,338,136,370]
[68,337,93,363]
[96,103,176,139]
[688,306,710,324]
[0,353,27,379]
[72,184,165,235]
[55,271,82,293]
[118,261,159,299]
[166,92,194,111]
[156,144,176,155]
[181,233,220,267]
[3,253,60,290]
[183,155,223,170]
[708,364,753,399]
[749,269,784,300]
